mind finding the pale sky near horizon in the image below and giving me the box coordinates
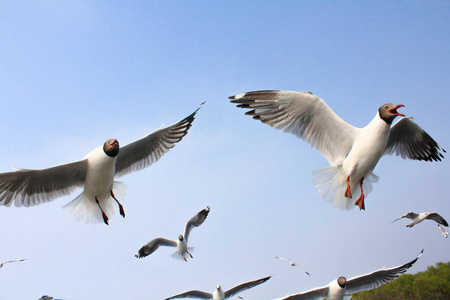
[0,1,449,299]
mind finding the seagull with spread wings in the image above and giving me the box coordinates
[135,206,210,261]
[0,103,204,225]
[230,90,445,210]
[164,275,271,300]
[276,250,423,300]
[276,256,310,276]
[392,211,448,228]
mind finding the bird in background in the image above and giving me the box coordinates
[135,206,210,261]
[438,224,448,238]
[0,258,27,269]
[275,256,310,276]
[276,249,423,300]
[164,275,271,300]
[230,90,445,211]
[392,212,448,228]
[0,103,204,225]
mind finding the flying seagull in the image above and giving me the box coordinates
[164,275,271,299]
[392,212,448,227]
[276,256,310,276]
[0,258,27,269]
[0,103,204,225]
[276,250,423,300]
[438,224,448,238]
[230,90,445,210]
[135,206,210,261]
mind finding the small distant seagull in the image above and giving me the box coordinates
[164,275,271,300]
[276,250,423,300]
[135,206,210,261]
[238,297,246,300]
[438,224,448,238]
[392,212,448,227]
[0,258,27,269]
[276,256,310,276]
[0,103,204,225]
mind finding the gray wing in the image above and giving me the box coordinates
[2,258,27,264]
[184,206,210,242]
[135,237,177,258]
[426,213,448,226]
[384,117,445,162]
[346,249,423,294]
[230,90,358,166]
[0,160,88,207]
[392,212,418,223]
[277,286,329,300]
[165,290,213,299]
[224,275,271,298]
[115,103,204,177]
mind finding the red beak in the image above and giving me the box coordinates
[389,104,405,117]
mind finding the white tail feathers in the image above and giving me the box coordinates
[171,247,194,261]
[312,166,379,210]
[62,181,127,223]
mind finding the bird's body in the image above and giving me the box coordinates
[164,276,271,300]
[230,90,445,210]
[277,250,423,300]
[0,103,204,225]
[392,212,448,228]
[135,206,210,261]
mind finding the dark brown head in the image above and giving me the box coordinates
[178,235,184,241]
[103,139,119,157]
[378,103,405,125]
[337,276,347,288]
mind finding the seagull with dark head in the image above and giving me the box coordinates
[230,90,445,210]
[392,211,448,228]
[0,103,204,225]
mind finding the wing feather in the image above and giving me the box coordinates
[230,91,358,165]
[224,275,271,298]
[135,237,177,258]
[164,290,213,299]
[277,286,329,300]
[426,213,448,226]
[184,206,210,242]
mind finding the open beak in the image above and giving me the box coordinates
[389,104,405,117]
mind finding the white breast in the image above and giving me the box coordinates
[84,146,117,199]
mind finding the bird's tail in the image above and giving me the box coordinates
[62,181,127,223]
[312,166,378,210]
[170,247,194,261]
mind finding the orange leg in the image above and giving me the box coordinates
[344,176,352,198]
[111,190,125,218]
[354,177,365,210]
[95,196,109,225]
[187,251,193,258]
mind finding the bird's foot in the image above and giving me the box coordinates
[188,252,193,259]
[354,178,365,210]
[344,176,352,198]
[111,190,125,218]
[96,197,110,225]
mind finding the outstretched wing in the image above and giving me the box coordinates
[230,90,358,165]
[164,290,213,299]
[0,160,88,207]
[392,212,418,223]
[426,213,448,226]
[345,249,423,294]
[384,117,445,161]
[135,237,177,258]
[276,286,329,300]
[115,103,204,177]
[2,258,27,264]
[184,206,210,242]
[225,275,271,298]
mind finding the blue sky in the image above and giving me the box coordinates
[0,1,449,299]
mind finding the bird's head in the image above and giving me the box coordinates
[337,276,347,288]
[216,285,222,292]
[103,139,120,157]
[379,103,405,125]
[178,235,184,241]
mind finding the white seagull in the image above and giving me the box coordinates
[164,275,271,300]
[0,103,204,225]
[230,90,445,210]
[0,258,27,269]
[276,256,310,276]
[392,212,449,228]
[438,224,448,238]
[135,206,210,261]
[277,250,423,300]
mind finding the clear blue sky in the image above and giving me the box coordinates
[0,1,449,299]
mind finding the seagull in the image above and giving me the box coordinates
[0,103,204,225]
[276,256,310,276]
[135,206,210,261]
[230,90,445,210]
[164,275,271,299]
[0,258,27,269]
[438,224,448,238]
[392,212,449,227]
[276,250,423,300]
